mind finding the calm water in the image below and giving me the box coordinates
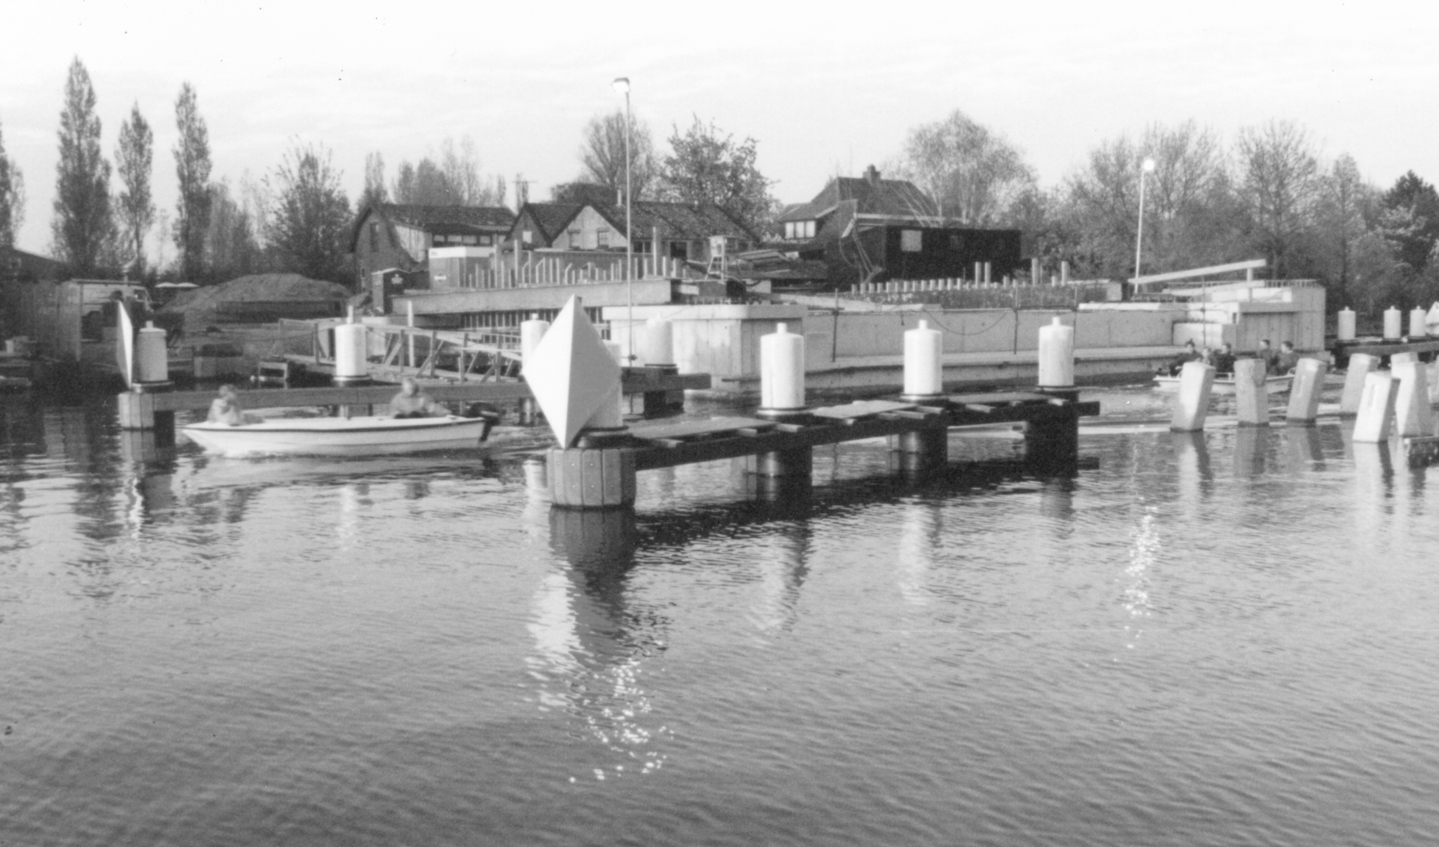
[3,389,1439,846]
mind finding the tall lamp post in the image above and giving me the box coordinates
[1134,157,1157,285]
[612,76,634,363]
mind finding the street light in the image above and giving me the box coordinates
[1134,157,1157,285]
[612,76,634,363]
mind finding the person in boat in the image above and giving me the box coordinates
[389,377,451,419]
[1273,341,1300,374]
[1211,342,1237,376]
[1256,339,1280,374]
[1159,340,1202,376]
[207,384,259,426]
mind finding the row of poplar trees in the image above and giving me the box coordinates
[21,58,353,284]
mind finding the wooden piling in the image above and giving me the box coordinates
[547,445,637,509]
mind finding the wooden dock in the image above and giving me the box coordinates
[548,390,1099,509]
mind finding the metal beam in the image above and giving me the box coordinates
[1130,259,1267,285]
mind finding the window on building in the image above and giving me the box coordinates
[901,229,923,252]
[522,230,533,246]
[369,221,380,251]
[462,234,478,245]
[567,229,581,247]
[634,239,652,254]
[949,234,963,250]
[479,234,493,246]
[803,220,816,239]
[596,227,610,248]
[784,222,796,240]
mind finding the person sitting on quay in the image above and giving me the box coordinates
[1159,340,1202,376]
[1272,341,1300,374]
[1211,342,1237,375]
[389,376,452,419]
[207,384,260,426]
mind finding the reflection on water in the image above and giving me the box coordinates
[537,508,669,780]
[8,394,1439,846]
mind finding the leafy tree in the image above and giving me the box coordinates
[1311,155,1377,310]
[114,102,155,277]
[659,116,776,235]
[1235,120,1320,278]
[173,82,212,281]
[361,152,387,209]
[550,181,619,206]
[0,119,23,251]
[265,142,352,284]
[205,179,264,281]
[391,136,505,206]
[891,109,1035,225]
[1378,170,1439,272]
[579,110,657,202]
[51,57,113,275]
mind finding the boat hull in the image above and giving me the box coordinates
[1153,375,1292,395]
[182,415,492,457]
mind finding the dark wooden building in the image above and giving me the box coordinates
[775,165,1024,288]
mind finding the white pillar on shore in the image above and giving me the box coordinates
[1169,361,1215,432]
[1037,316,1075,388]
[903,319,944,398]
[1353,372,1399,443]
[1337,308,1357,341]
[760,323,806,412]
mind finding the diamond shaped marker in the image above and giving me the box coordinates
[523,296,622,448]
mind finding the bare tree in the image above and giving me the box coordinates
[579,110,657,202]
[361,152,387,209]
[1312,154,1376,309]
[1235,120,1320,278]
[891,109,1035,224]
[391,136,504,206]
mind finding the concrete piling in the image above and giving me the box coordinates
[1234,358,1269,426]
[1339,353,1379,416]
[1392,361,1434,437]
[1169,361,1215,432]
[1411,308,1429,338]
[1285,358,1327,425]
[1037,316,1075,390]
[902,319,944,401]
[1353,373,1399,443]
[1383,306,1402,340]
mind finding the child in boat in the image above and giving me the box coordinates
[207,384,259,426]
[389,377,451,418]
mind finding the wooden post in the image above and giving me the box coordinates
[547,445,636,508]
[1023,406,1080,471]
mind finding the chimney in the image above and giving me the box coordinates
[864,164,880,186]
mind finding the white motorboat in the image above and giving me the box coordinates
[181,414,494,457]
[1152,374,1293,395]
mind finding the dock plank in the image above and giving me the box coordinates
[811,400,919,420]
[629,417,776,442]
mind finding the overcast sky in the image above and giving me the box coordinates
[3,1,1436,256]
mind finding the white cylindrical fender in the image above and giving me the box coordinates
[643,317,675,368]
[1410,308,1428,338]
[1337,308,1356,342]
[136,321,169,383]
[760,322,806,411]
[520,316,549,377]
[903,319,944,397]
[1383,306,1402,340]
[1037,316,1075,388]
[333,322,368,381]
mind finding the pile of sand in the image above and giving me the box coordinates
[162,273,351,325]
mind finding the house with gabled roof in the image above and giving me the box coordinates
[508,199,759,265]
[349,202,516,288]
[776,165,1022,288]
